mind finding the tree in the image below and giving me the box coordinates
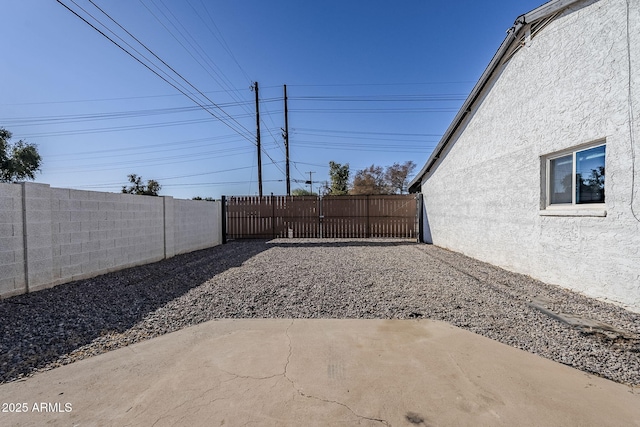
[579,166,605,202]
[192,196,216,201]
[351,165,390,195]
[122,174,161,196]
[292,188,316,196]
[0,127,42,183]
[586,166,605,191]
[328,161,350,195]
[385,161,417,194]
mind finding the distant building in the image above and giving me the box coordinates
[409,0,640,311]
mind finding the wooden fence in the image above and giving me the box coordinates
[225,194,418,239]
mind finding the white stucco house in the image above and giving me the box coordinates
[408,0,640,312]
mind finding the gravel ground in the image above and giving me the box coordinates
[1,239,639,386]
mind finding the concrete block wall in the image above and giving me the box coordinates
[0,183,223,298]
[173,199,222,255]
[23,183,54,292]
[49,187,165,287]
[0,183,25,297]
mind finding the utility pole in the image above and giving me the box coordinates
[283,84,290,196]
[320,181,329,196]
[253,81,263,197]
[306,171,315,194]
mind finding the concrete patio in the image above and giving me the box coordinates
[1,318,638,426]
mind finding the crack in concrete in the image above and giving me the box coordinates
[282,320,390,426]
[150,411,171,427]
[194,320,390,425]
[172,397,228,426]
[298,390,391,426]
[283,319,294,379]
[218,368,282,382]
[150,386,223,426]
[218,320,295,383]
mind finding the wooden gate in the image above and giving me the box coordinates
[224,194,418,240]
[321,195,417,238]
[225,195,319,239]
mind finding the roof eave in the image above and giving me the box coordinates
[407,22,521,193]
[408,0,584,193]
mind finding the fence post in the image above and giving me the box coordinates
[221,195,227,244]
[366,195,370,238]
[318,195,322,238]
[271,194,276,239]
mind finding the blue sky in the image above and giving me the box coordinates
[1,0,545,199]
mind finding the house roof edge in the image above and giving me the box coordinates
[408,0,585,193]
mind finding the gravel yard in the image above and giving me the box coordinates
[1,239,639,386]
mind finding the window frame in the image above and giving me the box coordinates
[544,141,606,210]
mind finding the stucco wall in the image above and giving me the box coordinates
[0,183,223,298]
[420,0,640,311]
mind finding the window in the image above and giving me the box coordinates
[547,143,605,206]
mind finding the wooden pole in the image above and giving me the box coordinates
[284,84,290,196]
[254,82,263,197]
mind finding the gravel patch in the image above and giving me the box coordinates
[1,238,639,386]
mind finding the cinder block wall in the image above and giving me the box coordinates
[0,183,223,298]
[0,183,25,297]
[173,199,221,255]
[49,187,165,289]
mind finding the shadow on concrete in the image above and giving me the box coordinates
[0,238,418,382]
[0,240,272,383]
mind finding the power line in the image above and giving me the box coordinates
[56,0,255,145]
[0,91,283,106]
[290,108,458,114]
[2,102,259,126]
[290,94,466,101]
[15,117,221,138]
[293,140,432,153]
[188,0,253,96]
[138,0,254,119]
[285,81,475,87]
[45,146,254,169]
[46,135,238,156]
[75,179,283,189]
[68,0,204,102]
[194,0,252,84]
[45,135,245,160]
[294,127,442,137]
[162,179,283,187]
[90,0,256,137]
[44,147,257,174]
[63,165,258,186]
[294,132,439,143]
